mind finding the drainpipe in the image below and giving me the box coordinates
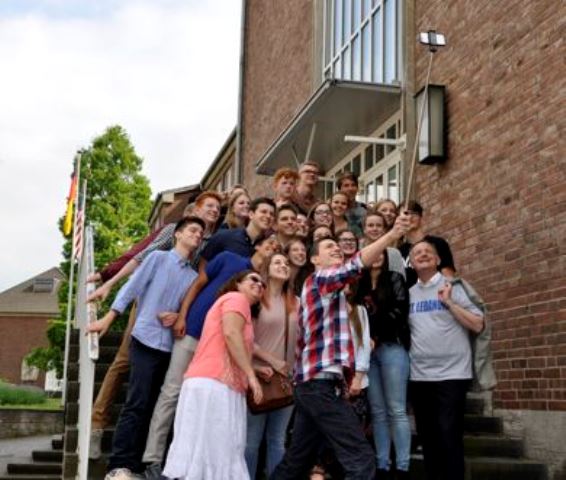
[235,0,247,184]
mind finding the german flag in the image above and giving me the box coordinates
[63,154,80,236]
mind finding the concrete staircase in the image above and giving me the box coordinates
[1,328,551,480]
[0,330,124,480]
[62,330,124,479]
[409,396,549,480]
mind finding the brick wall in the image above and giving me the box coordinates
[0,315,50,387]
[413,0,565,410]
[240,0,315,196]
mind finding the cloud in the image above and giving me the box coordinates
[0,0,241,291]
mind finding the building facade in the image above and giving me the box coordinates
[231,0,565,474]
[0,267,64,389]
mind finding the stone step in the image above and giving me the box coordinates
[410,454,548,480]
[463,415,503,434]
[65,379,129,405]
[65,402,123,426]
[51,436,63,450]
[0,476,61,480]
[465,397,484,415]
[30,450,62,463]
[64,426,116,454]
[412,435,524,458]
[69,344,120,364]
[464,435,524,458]
[67,362,112,382]
[6,464,61,475]
[71,329,124,347]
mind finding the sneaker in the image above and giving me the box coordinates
[89,429,104,460]
[144,463,163,480]
[105,468,136,480]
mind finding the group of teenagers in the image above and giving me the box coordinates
[86,162,486,480]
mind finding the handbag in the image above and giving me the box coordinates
[247,311,294,414]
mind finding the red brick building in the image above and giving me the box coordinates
[205,0,564,474]
[0,267,64,388]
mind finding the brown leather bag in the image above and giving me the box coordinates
[247,312,294,414]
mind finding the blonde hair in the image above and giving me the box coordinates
[224,191,250,229]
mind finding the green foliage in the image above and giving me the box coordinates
[26,125,152,376]
[0,380,47,406]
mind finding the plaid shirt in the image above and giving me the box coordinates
[294,252,364,384]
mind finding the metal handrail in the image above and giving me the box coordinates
[74,225,99,479]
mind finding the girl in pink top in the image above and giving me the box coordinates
[163,270,264,480]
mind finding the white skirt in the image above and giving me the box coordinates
[163,377,250,480]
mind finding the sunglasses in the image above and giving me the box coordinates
[247,274,266,288]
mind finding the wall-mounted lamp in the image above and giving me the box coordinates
[415,84,446,165]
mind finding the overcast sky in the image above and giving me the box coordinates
[0,0,241,292]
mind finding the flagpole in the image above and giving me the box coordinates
[62,151,82,406]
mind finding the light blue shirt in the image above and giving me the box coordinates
[111,249,198,352]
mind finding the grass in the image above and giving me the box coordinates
[0,397,62,411]
[0,380,48,407]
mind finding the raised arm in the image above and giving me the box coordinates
[88,224,175,302]
[360,213,410,267]
[438,282,484,334]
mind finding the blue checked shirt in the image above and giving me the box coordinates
[111,249,198,352]
[294,253,364,383]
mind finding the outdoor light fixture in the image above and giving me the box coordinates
[402,30,447,209]
[415,84,446,164]
[418,30,446,51]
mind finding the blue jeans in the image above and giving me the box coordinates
[245,405,293,478]
[367,343,411,471]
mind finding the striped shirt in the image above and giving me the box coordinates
[294,253,364,383]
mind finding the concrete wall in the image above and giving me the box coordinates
[496,409,566,479]
[0,409,63,438]
[240,0,316,196]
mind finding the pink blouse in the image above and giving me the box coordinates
[186,291,254,394]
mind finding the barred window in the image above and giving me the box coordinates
[323,0,402,84]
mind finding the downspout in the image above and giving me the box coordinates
[235,0,247,184]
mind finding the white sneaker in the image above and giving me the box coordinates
[104,468,146,479]
[105,468,134,480]
[89,429,104,460]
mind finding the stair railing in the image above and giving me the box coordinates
[74,225,99,479]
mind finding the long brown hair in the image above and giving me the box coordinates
[346,286,363,348]
[260,253,298,318]
[224,191,250,229]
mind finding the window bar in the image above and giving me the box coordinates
[380,0,385,83]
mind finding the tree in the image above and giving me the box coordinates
[26,125,152,376]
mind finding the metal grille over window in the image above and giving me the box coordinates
[323,0,401,84]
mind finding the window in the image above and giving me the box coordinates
[327,112,403,205]
[323,0,401,84]
[32,278,54,293]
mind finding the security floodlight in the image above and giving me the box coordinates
[418,30,446,51]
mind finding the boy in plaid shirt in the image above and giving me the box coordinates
[272,213,410,480]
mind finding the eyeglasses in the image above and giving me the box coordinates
[314,210,332,216]
[246,274,266,288]
[338,238,357,245]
